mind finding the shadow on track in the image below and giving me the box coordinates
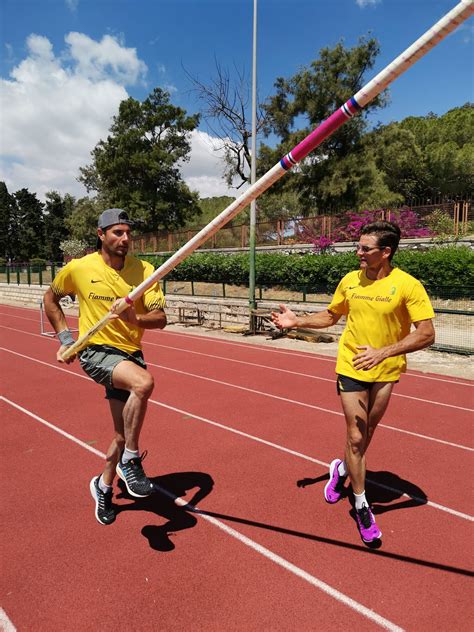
[189,505,472,577]
[297,469,428,515]
[111,470,473,577]
[115,471,214,552]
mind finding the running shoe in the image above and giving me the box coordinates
[90,476,116,525]
[116,450,154,498]
[324,458,347,504]
[355,504,382,543]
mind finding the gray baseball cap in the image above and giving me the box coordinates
[97,208,134,229]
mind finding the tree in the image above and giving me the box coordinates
[0,182,15,259]
[259,37,389,214]
[257,189,306,222]
[66,196,105,247]
[44,191,75,261]
[186,60,267,189]
[13,189,45,261]
[79,88,201,232]
[361,124,428,202]
[398,104,474,196]
[194,196,235,227]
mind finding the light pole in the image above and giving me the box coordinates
[248,0,258,331]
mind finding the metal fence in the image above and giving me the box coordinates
[130,199,472,253]
[1,265,472,355]
[162,279,473,356]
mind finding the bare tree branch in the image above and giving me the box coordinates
[183,59,267,190]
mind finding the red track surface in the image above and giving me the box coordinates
[1,304,473,632]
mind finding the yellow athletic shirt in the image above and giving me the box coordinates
[327,267,435,382]
[51,252,166,353]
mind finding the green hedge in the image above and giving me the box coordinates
[141,246,474,298]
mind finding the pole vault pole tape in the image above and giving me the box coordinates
[60,0,472,360]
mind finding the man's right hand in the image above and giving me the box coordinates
[271,304,298,330]
[56,345,76,364]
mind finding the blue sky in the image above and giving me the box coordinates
[1,0,473,201]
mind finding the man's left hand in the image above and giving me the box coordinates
[352,345,387,371]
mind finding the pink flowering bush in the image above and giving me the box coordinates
[311,235,334,253]
[331,207,432,243]
[309,207,434,253]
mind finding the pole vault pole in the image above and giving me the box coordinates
[62,0,474,360]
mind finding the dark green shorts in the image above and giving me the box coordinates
[79,344,147,403]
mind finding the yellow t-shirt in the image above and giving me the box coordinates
[51,252,166,353]
[328,267,435,382]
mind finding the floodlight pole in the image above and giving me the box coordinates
[248,0,258,332]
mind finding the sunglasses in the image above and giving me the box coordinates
[356,245,386,253]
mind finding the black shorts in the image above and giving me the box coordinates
[336,374,398,394]
[79,344,147,403]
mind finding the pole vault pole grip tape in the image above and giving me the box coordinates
[57,329,75,347]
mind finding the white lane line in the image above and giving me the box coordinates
[380,424,474,451]
[0,396,104,458]
[0,608,16,632]
[153,400,474,522]
[1,347,473,520]
[143,340,474,404]
[147,361,474,450]
[394,392,472,411]
[1,321,472,405]
[1,395,404,632]
[151,328,474,385]
[1,313,471,387]
[1,343,473,453]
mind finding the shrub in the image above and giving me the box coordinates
[60,239,88,259]
[311,235,334,254]
[425,209,453,238]
[332,207,432,242]
[143,246,473,299]
[393,245,473,297]
[30,258,47,272]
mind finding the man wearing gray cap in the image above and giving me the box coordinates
[43,208,167,526]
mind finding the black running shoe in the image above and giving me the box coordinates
[90,476,116,525]
[116,450,154,498]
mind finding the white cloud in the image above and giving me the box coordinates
[0,32,235,203]
[0,33,145,200]
[180,131,238,199]
[65,32,147,84]
[356,0,381,7]
[458,23,474,44]
[65,0,79,13]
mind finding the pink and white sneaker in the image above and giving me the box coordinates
[355,504,382,543]
[324,459,347,504]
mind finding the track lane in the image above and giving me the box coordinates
[1,392,472,632]
[1,320,472,450]
[1,330,473,516]
[1,305,473,630]
[2,398,408,632]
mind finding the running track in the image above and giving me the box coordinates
[1,304,473,632]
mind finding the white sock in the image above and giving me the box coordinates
[337,460,348,477]
[98,475,112,494]
[122,447,139,463]
[354,491,368,511]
